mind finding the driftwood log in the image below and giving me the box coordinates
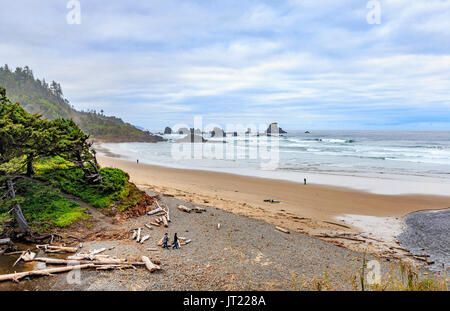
[148,207,164,215]
[178,205,192,213]
[162,216,169,228]
[141,256,160,272]
[136,228,142,243]
[0,264,94,282]
[144,224,153,230]
[140,235,150,244]
[149,221,160,227]
[36,245,78,253]
[275,226,290,234]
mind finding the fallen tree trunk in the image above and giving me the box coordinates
[0,264,94,283]
[68,254,111,261]
[32,257,146,266]
[6,179,29,234]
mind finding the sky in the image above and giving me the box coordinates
[0,0,449,130]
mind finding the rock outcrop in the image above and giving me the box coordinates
[211,127,226,138]
[164,127,172,134]
[266,123,287,135]
[177,127,190,135]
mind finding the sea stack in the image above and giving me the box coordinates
[211,127,226,138]
[266,122,287,135]
[164,127,172,134]
[177,127,190,135]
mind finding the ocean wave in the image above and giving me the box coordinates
[316,138,355,143]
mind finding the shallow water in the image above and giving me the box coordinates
[398,209,450,272]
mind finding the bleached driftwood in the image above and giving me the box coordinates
[32,257,146,266]
[140,235,150,244]
[36,245,78,253]
[148,207,164,215]
[178,205,192,213]
[136,228,142,243]
[141,256,160,272]
[0,264,94,283]
[162,216,169,228]
[68,254,110,261]
[14,250,37,266]
[145,224,153,230]
[149,221,160,227]
[217,223,221,230]
[89,248,106,255]
[275,226,290,234]
[180,239,191,245]
[131,230,137,240]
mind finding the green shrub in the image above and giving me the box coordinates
[35,157,141,211]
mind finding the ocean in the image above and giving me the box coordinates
[100,130,450,196]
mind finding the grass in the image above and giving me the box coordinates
[289,258,448,291]
[6,178,89,232]
[1,156,145,232]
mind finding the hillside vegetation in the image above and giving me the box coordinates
[0,88,150,234]
[0,65,164,142]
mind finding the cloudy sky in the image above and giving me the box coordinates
[1,0,449,130]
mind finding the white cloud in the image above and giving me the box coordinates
[0,0,449,129]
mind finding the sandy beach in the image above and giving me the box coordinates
[97,155,450,257]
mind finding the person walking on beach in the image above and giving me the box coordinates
[172,233,179,249]
[162,233,169,249]
[137,159,139,164]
